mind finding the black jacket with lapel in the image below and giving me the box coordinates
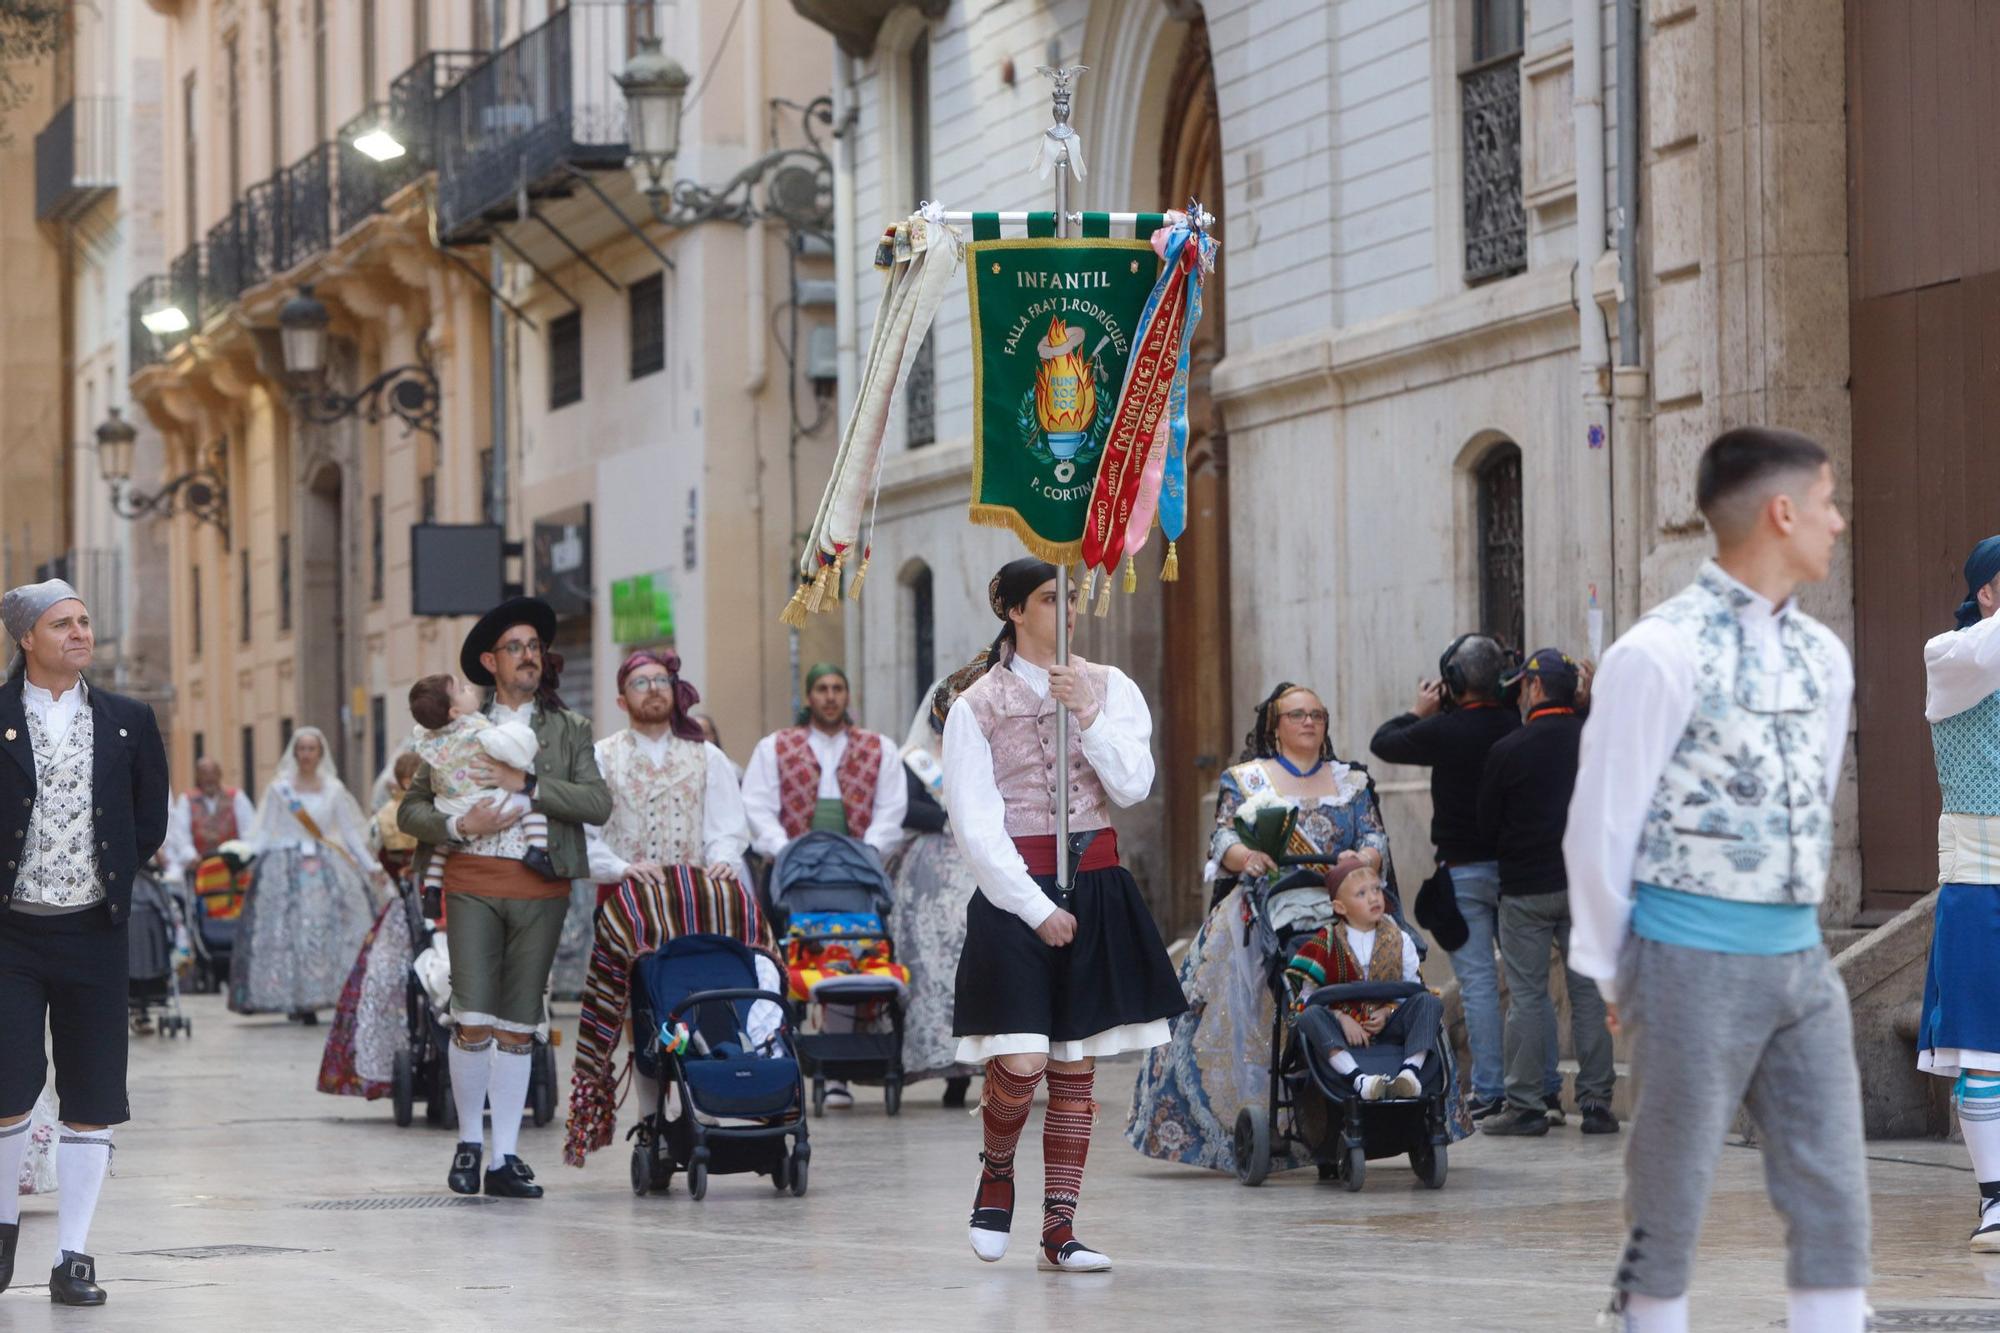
[0,672,170,924]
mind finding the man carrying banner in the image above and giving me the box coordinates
[946,557,1185,1274]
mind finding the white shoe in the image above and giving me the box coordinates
[824,1084,854,1109]
[970,1226,1010,1262]
[1388,1067,1423,1099]
[1357,1074,1391,1101]
[1972,1210,2000,1253]
[1037,1239,1112,1273]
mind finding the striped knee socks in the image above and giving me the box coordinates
[1957,1073,2000,1216]
[1041,1067,1095,1251]
[978,1060,1044,1210]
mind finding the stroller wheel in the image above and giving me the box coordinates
[1411,1141,1448,1190]
[772,1151,791,1191]
[1342,1143,1367,1193]
[884,1076,902,1117]
[630,1142,654,1197]
[529,1041,557,1127]
[811,1078,826,1119]
[789,1148,809,1198]
[1233,1107,1271,1187]
[688,1155,709,1202]
[392,1049,415,1128]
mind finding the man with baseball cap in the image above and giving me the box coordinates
[0,579,168,1305]
[1477,647,1617,1138]
[399,596,611,1198]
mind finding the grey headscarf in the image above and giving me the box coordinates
[2,579,83,646]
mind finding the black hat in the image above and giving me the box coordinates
[460,596,558,687]
[1413,864,1470,953]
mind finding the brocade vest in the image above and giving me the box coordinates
[956,657,1113,837]
[773,727,883,840]
[186,788,242,858]
[1931,688,2000,885]
[598,729,706,867]
[1633,565,1839,906]
[17,701,102,908]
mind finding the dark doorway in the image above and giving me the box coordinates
[299,461,349,777]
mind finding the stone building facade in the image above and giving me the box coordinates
[800,0,1862,939]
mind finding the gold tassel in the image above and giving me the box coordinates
[806,555,839,615]
[1122,554,1137,594]
[1093,568,1113,616]
[778,583,810,627]
[1162,541,1180,582]
[847,554,871,601]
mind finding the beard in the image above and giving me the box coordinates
[629,695,674,725]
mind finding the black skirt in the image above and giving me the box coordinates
[953,865,1187,1042]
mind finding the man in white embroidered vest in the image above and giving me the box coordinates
[742,661,904,1108]
[1566,428,1867,1332]
[399,597,612,1200]
[947,558,1185,1275]
[1918,533,2000,1251]
[160,756,255,885]
[584,648,749,902]
[0,580,168,1306]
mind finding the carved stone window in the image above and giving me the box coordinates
[1476,441,1525,653]
[1460,0,1526,284]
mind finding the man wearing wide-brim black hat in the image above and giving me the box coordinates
[399,596,610,1199]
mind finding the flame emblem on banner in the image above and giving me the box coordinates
[1034,315,1095,478]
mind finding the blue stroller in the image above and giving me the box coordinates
[628,934,809,1200]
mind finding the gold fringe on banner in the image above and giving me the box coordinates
[1122,555,1137,594]
[965,505,1085,567]
[778,581,810,627]
[1161,541,1180,582]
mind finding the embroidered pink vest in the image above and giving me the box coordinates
[956,657,1114,837]
[773,727,884,839]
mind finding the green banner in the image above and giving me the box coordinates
[966,236,1159,561]
[610,573,675,645]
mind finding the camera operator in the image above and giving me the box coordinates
[1370,634,1527,1120]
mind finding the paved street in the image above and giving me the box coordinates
[0,994,1992,1331]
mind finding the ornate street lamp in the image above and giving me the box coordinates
[96,408,232,542]
[278,285,441,439]
[616,40,831,235]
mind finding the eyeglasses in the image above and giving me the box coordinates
[625,676,674,694]
[493,640,542,659]
[1279,709,1330,725]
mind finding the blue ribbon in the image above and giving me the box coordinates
[1158,230,1213,544]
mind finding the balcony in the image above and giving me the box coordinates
[128,275,186,370]
[280,143,335,271]
[168,244,203,330]
[435,2,648,238]
[35,96,117,222]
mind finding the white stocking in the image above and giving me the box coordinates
[448,1036,494,1147]
[487,1042,534,1163]
[53,1129,112,1264]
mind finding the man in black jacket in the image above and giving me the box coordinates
[1476,648,1617,1138]
[0,580,169,1306]
[1370,634,1536,1118]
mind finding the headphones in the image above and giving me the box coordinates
[1438,634,1525,706]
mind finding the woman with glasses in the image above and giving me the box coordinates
[1124,682,1392,1173]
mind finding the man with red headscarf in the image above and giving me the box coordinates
[584,651,749,903]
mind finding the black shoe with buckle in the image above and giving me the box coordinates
[49,1251,107,1307]
[0,1220,16,1294]
[485,1155,544,1198]
[448,1141,483,1195]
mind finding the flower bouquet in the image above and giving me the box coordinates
[1232,788,1299,862]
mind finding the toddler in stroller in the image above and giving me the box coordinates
[1235,860,1460,1190]
[628,934,808,1200]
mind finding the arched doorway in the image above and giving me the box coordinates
[1156,15,1229,935]
[298,458,348,777]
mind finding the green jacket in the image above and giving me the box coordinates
[398,701,612,883]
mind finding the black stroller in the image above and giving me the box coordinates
[392,877,559,1130]
[767,831,908,1116]
[127,870,191,1038]
[1232,855,1455,1192]
[628,933,809,1200]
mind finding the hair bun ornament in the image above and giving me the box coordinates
[987,573,1008,620]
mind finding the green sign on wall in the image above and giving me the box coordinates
[611,573,675,645]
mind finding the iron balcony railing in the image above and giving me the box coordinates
[204,211,246,316]
[280,143,335,271]
[128,275,183,370]
[35,96,117,222]
[168,244,203,331]
[336,104,418,234]
[389,50,485,168]
[436,2,658,237]
[237,176,286,291]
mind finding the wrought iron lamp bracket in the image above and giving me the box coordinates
[642,98,835,238]
[292,351,442,440]
[109,442,232,545]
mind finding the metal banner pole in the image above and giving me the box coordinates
[1046,67,1080,893]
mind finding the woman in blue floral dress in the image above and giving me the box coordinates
[1124,682,1395,1172]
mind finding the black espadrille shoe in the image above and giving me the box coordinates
[1037,1236,1112,1273]
[0,1220,16,1294]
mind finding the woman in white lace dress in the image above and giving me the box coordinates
[229,728,381,1020]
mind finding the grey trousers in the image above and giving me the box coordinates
[1616,934,1871,1298]
[1500,892,1614,1111]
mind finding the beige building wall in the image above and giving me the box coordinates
[0,55,68,587]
